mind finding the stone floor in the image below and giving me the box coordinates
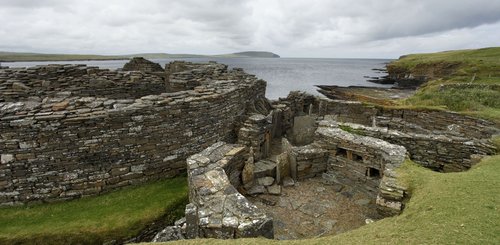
[246,177,382,240]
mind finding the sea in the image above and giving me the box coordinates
[2,58,392,99]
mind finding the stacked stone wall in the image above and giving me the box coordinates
[313,120,408,215]
[321,99,496,139]
[280,93,497,172]
[0,63,266,205]
[185,142,273,239]
[0,64,166,102]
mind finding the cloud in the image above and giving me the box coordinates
[0,0,499,57]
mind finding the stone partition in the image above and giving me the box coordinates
[0,62,267,205]
[185,142,273,239]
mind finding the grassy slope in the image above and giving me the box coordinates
[391,47,500,123]
[159,156,500,245]
[0,177,188,244]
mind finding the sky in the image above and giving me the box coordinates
[0,0,499,58]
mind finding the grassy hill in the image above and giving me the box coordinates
[388,47,500,124]
[0,51,280,62]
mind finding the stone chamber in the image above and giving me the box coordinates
[0,58,497,242]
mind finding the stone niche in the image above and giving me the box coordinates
[185,142,274,239]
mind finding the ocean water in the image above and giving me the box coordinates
[2,58,392,99]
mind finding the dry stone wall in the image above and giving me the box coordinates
[165,61,250,91]
[0,64,166,102]
[280,92,497,172]
[0,62,266,205]
[185,142,273,239]
[313,120,408,215]
[122,57,164,73]
[321,99,497,139]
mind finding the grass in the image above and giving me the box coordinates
[386,47,500,124]
[158,156,500,245]
[338,124,366,136]
[0,176,188,244]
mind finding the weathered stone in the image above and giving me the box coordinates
[267,184,282,195]
[12,81,30,90]
[152,226,185,242]
[257,177,275,186]
[52,100,69,111]
[254,160,276,179]
[1,154,14,164]
[246,185,266,195]
[184,142,273,239]
[282,176,295,187]
[241,148,255,188]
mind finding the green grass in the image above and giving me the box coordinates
[0,177,188,244]
[386,47,500,124]
[159,156,500,245]
[338,124,366,136]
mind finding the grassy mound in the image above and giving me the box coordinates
[0,177,188,244]
[389,47,500,123]
[158,156,499,245]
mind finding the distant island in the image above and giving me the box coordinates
[0,51,280,62]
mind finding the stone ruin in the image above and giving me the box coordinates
[1,58,498,241]
[122,57,164,73]
[0,58,267,206]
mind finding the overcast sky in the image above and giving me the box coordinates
[1,0,499,58]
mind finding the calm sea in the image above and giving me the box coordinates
[2,58,392,99]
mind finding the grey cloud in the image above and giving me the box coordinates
[0,0,499,57]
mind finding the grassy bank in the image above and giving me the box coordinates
[389,47,500,123]
[0,177,188,244]
[159,156,500,245]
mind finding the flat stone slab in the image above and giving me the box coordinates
[254,160,277,179]
[247,185,266,195]
[355,199,371,206]
[282,176,295,187]
[267,184,282,195]
[257,176,275,186]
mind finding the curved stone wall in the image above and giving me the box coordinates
[0,64,166,101]
[0,63,266,205]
